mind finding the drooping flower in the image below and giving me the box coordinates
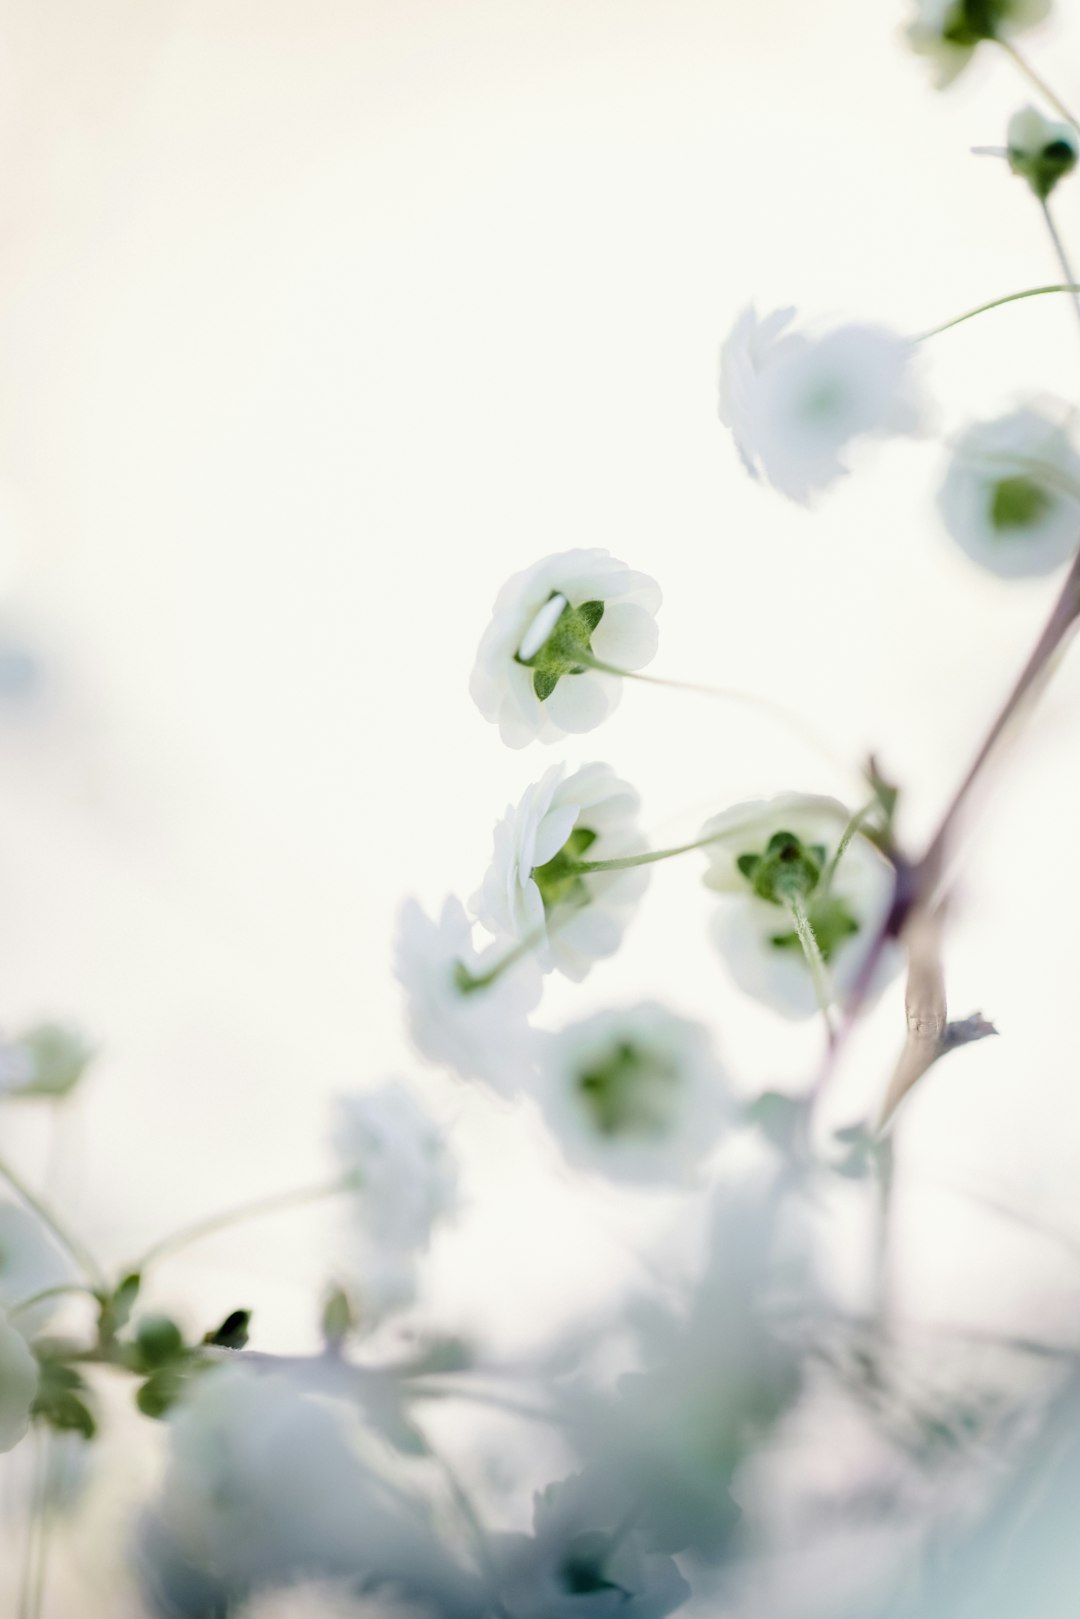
[332,1083,457,1319]
[699,794,897,1020]
[496,1471,690,1619]
[1007,104,1078,199]
[0,1305,38,1453]
[938,408,1080,578]
[718,308,921,503]
[394,897,541,1092]
[469,550,662,748]
[907,0,1051,87]
[534,1004,732,1185]
[472,763,649,983]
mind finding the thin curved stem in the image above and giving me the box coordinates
[1039,201,1080,345]
[998,39,1080,131]
[9,1282,103,1320]
[131,1177,351,1273]
[0,1153,107,1291]
[918,282,1080,341]
[786,894,837,1043]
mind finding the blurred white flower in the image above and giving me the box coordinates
[237,1582,438,1619]
[0,1021,95,1100]
[469,550,662,748]
[0,1305,37,1452]
[938,408,1080,578]
[719,308,921,503]
[395,897,540,1091]
[1007,104,1078,198]
[497,1471,689,1619]
[333,1083,457,1319]
[699,794,897,1019]
[142,1365,480,1612]
[907,0,1051,87]
[0,1199,75,1326]
[472,762,649,983]
[535,1004,731,1184]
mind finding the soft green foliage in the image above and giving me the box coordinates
[32,1359,96,1441]
[576,1040,678,1140]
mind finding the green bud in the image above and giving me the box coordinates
[321,1286,356,1351]
[202,1309,251,1351]
[133,1314,185,1370]
[8,1022,95,1099]
[1008,105,1079,201]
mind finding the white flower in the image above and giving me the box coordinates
[237,1584,438,1619]
[472,762,649,983]
[534,1004,731,1185]
[0,1199,75,1325]
[469,550,662,748]
[1008,104,1078,199]
[332,1083,457,1318]
[938,408,1080,578]
[142,1365,479,1610]
[395,897,541,1092]
[497,1471,690,1619]
[699,794,897,1020]
[907,0,1050,87]
[719,308,921,503]
[0,1305,37,1452]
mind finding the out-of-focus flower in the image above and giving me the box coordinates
[534,1004,731,1184]
[0,1021,95,1100]
[496,1471,690,1619]
[1007,104,1078,199]
[472,763,649,982]
[0,1305,38,1452]
[237,1582,439,1619]
[139,1365,482,1616]
[699,794,896,1019]
[0,1199,75,1327]
[469,550,662,748]
[395,897,541,1092]
[718,308,920,502]
[332,1083,457,1319]
[938,408,1080,578]
[907,0,1051,87]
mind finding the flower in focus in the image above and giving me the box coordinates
[1007,104,1078,199]
[0,1305,38,1452]
[907,0,1051,87]
[699,794,897,1019]
[718,307,921,503]
[395,897,541,1091]
[472,762,649,982]
[469,550,662,748]
[938,408,1080,578]
[496,1471,690,1619]
[534,1004,731,1184]
[0,1021,95,1100]
[333,1083,457,1319]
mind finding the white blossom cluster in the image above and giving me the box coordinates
[3,7,1080,1619]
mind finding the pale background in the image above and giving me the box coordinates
[2,0,1080,1607]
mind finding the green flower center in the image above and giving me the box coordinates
[576,1039,680,1140]
[990,475,1054,532]
[735,830,860,962]
[559,1533,626,1597]
[516,593,606,702]
[532,825,597,913]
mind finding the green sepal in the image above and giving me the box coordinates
[202,1309,251,1351]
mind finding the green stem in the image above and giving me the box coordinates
[1039,201,1080,345]
[9,1282,103,1320]
[573,810,804,877]
[131,1177,352,1273]
[0,1154,107,1291]
[456,928,546,992]
[918,282,1080,341]
[998,39,1080,131]
[786,894,837,1042]
[822,800,878,889]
